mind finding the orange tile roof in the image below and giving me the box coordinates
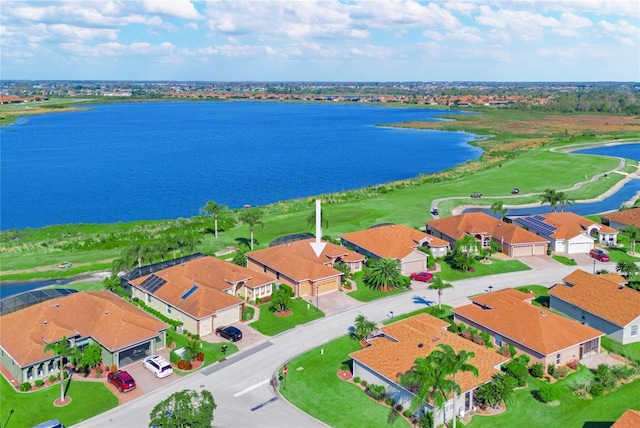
[601,207,640,228]
[550,269,640,327]
[247,239,364,281]
[427,212,548,245]
[538,212,616,239]
[0,291,168,367]
[350,313,508,394]
[454,289,603,356]
[612,409,640,428]
[340,224,430,260]
[130,256,272,319]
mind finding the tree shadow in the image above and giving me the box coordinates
[387,406,400,425]
[582,423,613,428]
[412,296,435,306]
[234,237,256,249]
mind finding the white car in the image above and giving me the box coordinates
[142,355,173,378]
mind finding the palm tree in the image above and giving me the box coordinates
[239,208,264,250]
[399,353,443,417]
[428,275,454,309]
[555,192,574,212]
[435,344,479,428]
[490,201,508,220]
[353,314,378,342]
[622,224,640,254]
[201,201,227,239]
[616,260,639,279]
[363,258,404,291]
[306,207,329,231]
[44,336,75,403]
[539,189,559,211]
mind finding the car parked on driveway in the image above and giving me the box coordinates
[216,326,243,342]
[409,271,434,282]
[107,370,136,392]
[589,248,610,262]
[142,355,173,378]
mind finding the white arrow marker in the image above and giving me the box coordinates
[310,199,326,258]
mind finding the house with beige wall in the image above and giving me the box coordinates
[340,223,449,275]
[0,291,168,384]
[453,289,603,368]
[426,212,549,257]
[129,256,275,337]
[246,238,364,298]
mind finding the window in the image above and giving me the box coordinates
[495,335,503,347]
[355,261,361,270]
[556,353,561,365]
[632,325,638,337]
[276,272,280,280]
[167,305,172,314]
[147,293,151,303]
[263,266,267,273]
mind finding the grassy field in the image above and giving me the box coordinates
[249,298,325,336]
[0,374,118,428]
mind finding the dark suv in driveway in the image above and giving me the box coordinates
[216,326,242,342]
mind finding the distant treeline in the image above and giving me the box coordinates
[525,89,640,115]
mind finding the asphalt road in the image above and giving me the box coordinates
[74,260,617,428]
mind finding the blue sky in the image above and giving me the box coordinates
[2,0,639,82]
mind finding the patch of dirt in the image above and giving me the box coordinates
[475,403,507,416]
[337,370,352,381]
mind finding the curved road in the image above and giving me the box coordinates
[74,260,616,428]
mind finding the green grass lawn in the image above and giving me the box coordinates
[515,285,550,307]
[466,376,640,428]
[552,255,578,266]
[382,304,454,325]
[167,329,236,371]
[438,257,531,281]
[601,337,640,362]
[249,298,325,336]
[347,273,413,302]
[0,374,118,428]
[280,335,410,428]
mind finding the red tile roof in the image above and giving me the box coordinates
[341,224,432,260]
[427,212,548,245]
[538,212,616,239]
[130,256,272,319]
[600,207,640,228]
[550,269,640,327]
[350,313,508,394]
[247,238,364,281]
[454,289,603,356]
[612,409,640,428]
[0,291,168,367]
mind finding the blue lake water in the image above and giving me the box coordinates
[1,102,482,230]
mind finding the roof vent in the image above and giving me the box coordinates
[55,303,60,307]
[619,285,624,290]
[418,343,424,348]
[44,320,48,324]
[541,311,547,316]
[431,336,440,342]
[105,311,109,315]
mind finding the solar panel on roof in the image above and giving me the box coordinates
[515,216,557,236]
[139,274,166,293]
[181,285,198,300]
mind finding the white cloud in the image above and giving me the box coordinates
[59,40,175,57]
[141,0,200,19]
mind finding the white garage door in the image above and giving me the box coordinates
[199,316,213,336]
[214,306,240,329]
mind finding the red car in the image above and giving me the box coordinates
[107,370,136,393]
[409,271,433,282]
[589,249,610,262]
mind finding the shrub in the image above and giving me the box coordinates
[498,345,511,357]
[594,364,616,390]
[403,410,413,418]
[554,365,569,379]
[196,352,205,362]
[192,334,200,341]
[110,364,117,373]
[529,362,545,378]
[365,384,386,401]
[48,375,57,383]
[611,364,634,381]
[589,382,605,397]
[508,344,517,358]
[504,361,528,384]
[480,332,493,348]
[353,376,361,384]
[19,382,32,391]
[177,360,187,370]
[35,379,44,387]
[547,363,556,377]
[96,366,104,375]
[360,380,368,387]
[567,360,579,370]
[395,404,403,412]
[514,354,531,366]
[385,397,395,406]
[537,383,560,403]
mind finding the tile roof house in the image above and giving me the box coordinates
[515,212,617,253]
[246,238,364,298]
[129,256,274,337]
[0,291,169,384]
[454,289,603,367]
[340,224,449,276]
[350,313,508,426]
[611,409,640,428]
[600,207,640,230]
[426,212,549,257]
[549,269,640,344]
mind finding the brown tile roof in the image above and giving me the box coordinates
[0,291,168,367]
[550,269,640,327]
[601,207,640,228]
[341,224,430,260]
[130,256,271,319]
[612,409,640,428]
[538,212,616,239]
[427,212,548,245]
[454,289,603,356]
[247,238,364,281]
[350,313,508,394]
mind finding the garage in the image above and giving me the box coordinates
[199,316,213,336]
[118,341,151,368]
[401,253,427,276]
[316,278,339,295]
[213,305,241,329]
